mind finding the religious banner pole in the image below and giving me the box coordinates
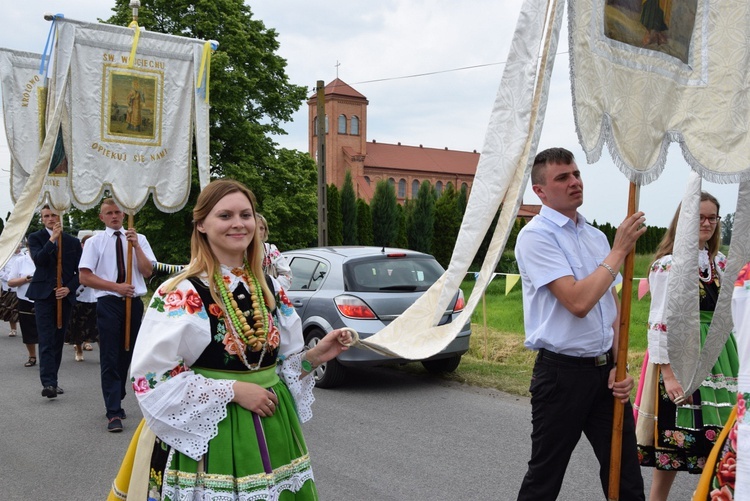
[121,0,140,353]
[56,214,63,328]
[124,212,134,351]
[608,181,640,500]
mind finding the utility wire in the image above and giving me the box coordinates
[350,51,569,85]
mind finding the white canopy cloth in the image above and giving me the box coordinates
[358,0,564,358]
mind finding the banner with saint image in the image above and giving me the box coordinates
[52,18,210,213]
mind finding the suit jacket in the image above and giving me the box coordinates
[26,229,82,304]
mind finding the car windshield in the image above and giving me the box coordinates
[344,256,444,292]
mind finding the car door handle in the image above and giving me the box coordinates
[292,300,304,307]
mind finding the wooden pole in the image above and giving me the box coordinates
[608,182,640,500]
[483,291,488,361]
[124,213,134,351]
[56,218,63,329]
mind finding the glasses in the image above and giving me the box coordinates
[699,215,721,224]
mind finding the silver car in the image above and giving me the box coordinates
[282,246,471,388]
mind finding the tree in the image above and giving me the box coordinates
[357,199,374,246]
[327,184,343,246]
[432,183,460,268]
[395,203,408,248]
[370,180,399,247]
[407,180,435,253]
[340,171,358,245]
[257,149,319,251]
[722,212,734,246]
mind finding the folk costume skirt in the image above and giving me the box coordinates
[109,365,317,501]
[0,289,19,323]
[637,311,738,473]
[693,405,738,500]
[163,365,317,500]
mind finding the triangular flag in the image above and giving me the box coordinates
[637,278,650,300]
[505,274,521,295]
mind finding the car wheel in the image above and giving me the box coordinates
[305,328,347,388]
[421,354,462,374]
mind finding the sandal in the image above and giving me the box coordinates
[82,342,94,351]
[24,357,37,367]
[9,330,17,337]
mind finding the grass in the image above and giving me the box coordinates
[403,254,657,397]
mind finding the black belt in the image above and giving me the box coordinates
[538,348,612,367]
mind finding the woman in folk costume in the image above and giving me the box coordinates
[692,262,750,500]
[636,192,738,501]
[109,179,352,500]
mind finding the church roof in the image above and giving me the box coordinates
[364,141,479,176]
[308,78,367,101]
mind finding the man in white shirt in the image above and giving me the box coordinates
[79,198,156,432]
[515,148,646,500]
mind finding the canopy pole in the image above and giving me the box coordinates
[608,181,640,500]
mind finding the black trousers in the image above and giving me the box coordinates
[517,350,645,501]
[97,296,142,419]
[35,296,73,388]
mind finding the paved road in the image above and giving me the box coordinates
[0,323,698,500]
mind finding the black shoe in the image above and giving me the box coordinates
[41,386,57,398]
[55,386,64,395]
[119,410,126,420]
[107,418,123,433]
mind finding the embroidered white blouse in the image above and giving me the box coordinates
[130,268,315,461]
[646,250,726,364]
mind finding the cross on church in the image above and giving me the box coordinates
[335,60,341,78]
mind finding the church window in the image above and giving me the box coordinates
[351,116,360,135]
[398,179,406,198]
[338,114,347,134]
[436,181,443,196]
[412,180,420,197]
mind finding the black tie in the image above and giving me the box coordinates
[114,231,126,283]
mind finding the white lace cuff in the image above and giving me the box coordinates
[138,372,236,461]
[279,352,316,423]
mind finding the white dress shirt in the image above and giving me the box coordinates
[516,205,621,357]
[79,227,156,298]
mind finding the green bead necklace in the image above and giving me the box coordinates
[214,263,270,354]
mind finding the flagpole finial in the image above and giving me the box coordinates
[130,0,141,23]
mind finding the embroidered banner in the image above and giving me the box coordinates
[52,18,211,213]
[0,48,70,209]
[570,0,750,184]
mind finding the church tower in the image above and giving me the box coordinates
[307,79,369,192]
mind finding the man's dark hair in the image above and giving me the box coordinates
[531,147,575,185]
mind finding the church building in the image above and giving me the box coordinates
[307,79,478,203]
[306,78,541,219]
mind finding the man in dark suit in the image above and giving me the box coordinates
[27,206,81,398]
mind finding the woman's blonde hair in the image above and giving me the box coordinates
[256,213,269,243]
[654,191,721,262]
[164,179,275,309]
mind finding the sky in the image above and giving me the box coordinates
[0,0,741,227]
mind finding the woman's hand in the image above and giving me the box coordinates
[663,373,691,405]
[306,328,354,367]
[231,381,278,417]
